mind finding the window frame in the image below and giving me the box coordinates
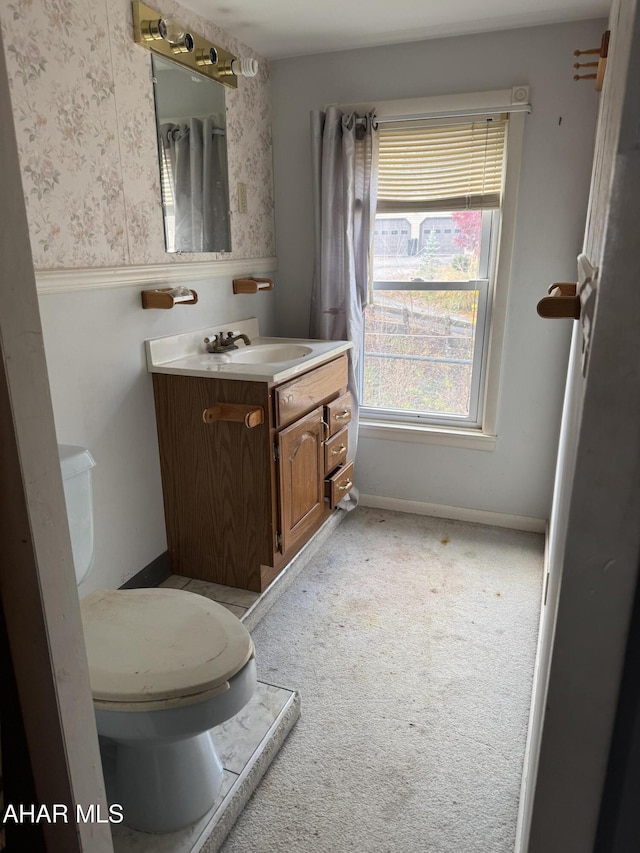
[339,88,529,447]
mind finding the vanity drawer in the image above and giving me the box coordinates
[325,392,352,436]
[325,461,354,508]
[324,427,348,473]
[275,355,348,428]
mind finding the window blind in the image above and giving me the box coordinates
[376,116,508,213]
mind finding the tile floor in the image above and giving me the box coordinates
[110,683,299,853]
[159,574,260,621]
[111,513,345,851]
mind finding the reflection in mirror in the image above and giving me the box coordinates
[152,54,231,253]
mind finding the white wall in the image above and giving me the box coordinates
[39,280,277,594]
[270,19,605,521]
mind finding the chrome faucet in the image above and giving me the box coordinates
[204,331,252,353]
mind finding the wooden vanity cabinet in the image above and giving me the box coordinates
[152,353,354,592]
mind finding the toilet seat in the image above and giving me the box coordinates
[81,588,254,710]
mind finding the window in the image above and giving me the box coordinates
[159,143,176,252]
[361,114,509,430]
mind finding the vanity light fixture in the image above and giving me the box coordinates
[132,0,259,88]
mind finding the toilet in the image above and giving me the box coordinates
[59,444,257,833]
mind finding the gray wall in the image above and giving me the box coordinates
[270,19,605,521]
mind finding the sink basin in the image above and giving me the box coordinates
[227,344,313,364]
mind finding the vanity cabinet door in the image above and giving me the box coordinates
[277,406,326,554]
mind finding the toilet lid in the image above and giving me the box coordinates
[80,588,254,705]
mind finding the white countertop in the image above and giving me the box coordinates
[145,319,352,384]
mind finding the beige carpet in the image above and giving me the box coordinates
[218,507,544,853]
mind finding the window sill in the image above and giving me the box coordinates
[358,419,496,451]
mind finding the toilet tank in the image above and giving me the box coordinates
[58,444,96,585]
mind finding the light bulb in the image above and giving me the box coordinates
[158,18,186,45]
[230,58,258,78]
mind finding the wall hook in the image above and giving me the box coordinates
[573,30,609,91]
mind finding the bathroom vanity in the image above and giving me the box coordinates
[146,320,353,592]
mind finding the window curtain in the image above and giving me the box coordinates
[160,118,230,252]
[310,107,379,504]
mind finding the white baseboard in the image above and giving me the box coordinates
[359,493,546,533]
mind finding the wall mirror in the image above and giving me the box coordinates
[151,54,231,254]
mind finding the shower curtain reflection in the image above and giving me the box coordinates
[160,118,231,253]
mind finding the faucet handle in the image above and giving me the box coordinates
[204,333,224,352]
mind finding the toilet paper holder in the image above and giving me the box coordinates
[232,276,274,294]
[141,287,198,309]
[536,282,580,319]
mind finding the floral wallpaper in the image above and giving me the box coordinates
[0,0,275,269]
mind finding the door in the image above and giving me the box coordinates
[277,406,326,554]
[521,2,640,850]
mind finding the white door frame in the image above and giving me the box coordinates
[0,29,113,853]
